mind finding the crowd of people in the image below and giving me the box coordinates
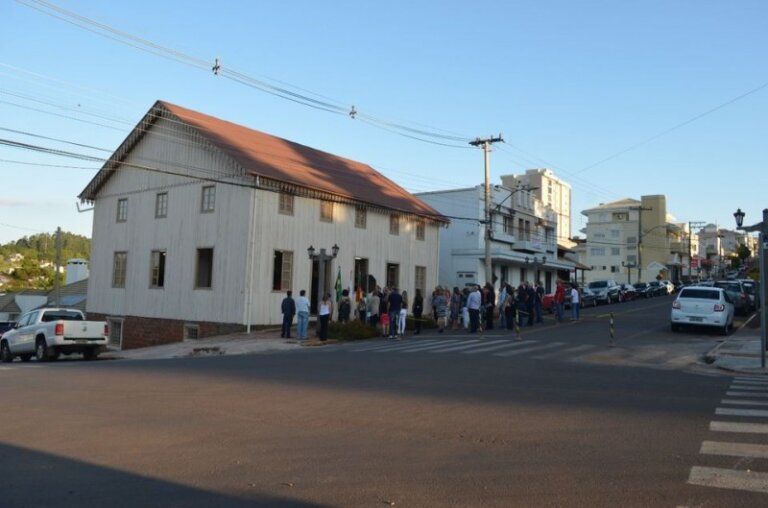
[280,279,587,340]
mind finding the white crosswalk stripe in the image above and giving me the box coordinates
[379,340,464,353]
[461,340,537,355]
[493,342,565,357]
[729,384,768,391]
[427,340,503,353]
[733,377,768,384]
[700,440,768,459]
[710,421,768,434]
[716,407,768,418]
[722,399,768,407]
[688,466,768,494]
[726,391,768,398]
[353,339,446,352]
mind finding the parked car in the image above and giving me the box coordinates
[542,287,598,312]
[671,286,734,335]
[618,284,637,302]
[0,308,109,362]
[587,279,621,304]
[580,287,599,308]
[647,281,668,297]
[633,282,653,298]
[659,280,675,294]
[713,280,751,316]
[738,279,759,312]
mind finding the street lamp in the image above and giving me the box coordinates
[621,261,636,285]
[524,255,547,283]
[307,244,339,304]
[733,207,768,369]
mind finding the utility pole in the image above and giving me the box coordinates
[688,221,705,281]
[470,135,504,287]
[54,226,61,307]
[631,206,652,282]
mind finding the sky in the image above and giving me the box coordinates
[1,0,766,245]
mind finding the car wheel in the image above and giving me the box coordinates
[721,323,729,336]
[35,340,49,362]
[592,299,597,308]
[0,341,13,363]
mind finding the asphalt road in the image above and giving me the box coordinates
[1,294,765,507]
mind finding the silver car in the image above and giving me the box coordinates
[671,286,734,335]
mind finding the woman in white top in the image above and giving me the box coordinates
[318,292,333,341]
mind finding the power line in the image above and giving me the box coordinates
[18,0,476,149]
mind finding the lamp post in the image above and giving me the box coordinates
[307,244,339,305]
[733,208,768,369]
[524,255,547,284]
[622,261,636,285]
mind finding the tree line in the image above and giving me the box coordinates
[0,232,91,291]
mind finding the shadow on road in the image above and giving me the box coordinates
[0,443,326,508]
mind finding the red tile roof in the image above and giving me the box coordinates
[81,101,447,222]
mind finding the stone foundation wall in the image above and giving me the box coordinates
[88,313,246,350]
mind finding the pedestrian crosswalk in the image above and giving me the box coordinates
[688,375,768,496]
[324,336,703,370]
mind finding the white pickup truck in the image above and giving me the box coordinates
[0,308,108,362]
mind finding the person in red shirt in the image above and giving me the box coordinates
[554,280,566,323]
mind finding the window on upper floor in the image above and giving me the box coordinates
[155,192,168,218]
[320,201,334,222]
[279,193,294,216]
[390,215,400,235]
[355,207,367,229]
[201,186,215,213]
[415,219,425,241]
[116,198,128,222]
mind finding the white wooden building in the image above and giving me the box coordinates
[79,101,446,349]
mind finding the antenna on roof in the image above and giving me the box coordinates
[212,57,221,75]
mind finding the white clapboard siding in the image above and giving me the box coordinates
[87,116,441,326]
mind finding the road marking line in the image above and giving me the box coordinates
[700,440,768,459]
[716,407,768,418]
[710,421,768,434]
[727,391,768,398]
[354,339,445,352]
[381,340,464,353]
[728,384,767,391]
[688,466,768,494]
[722,399,768,407]
[427,340,504,353]
[461,340,537,355]
[493,342,564,357]
[732,379,768,386]
[734,376,768,383]
[532,344,598,359]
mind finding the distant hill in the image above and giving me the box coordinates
[0,232,91,291]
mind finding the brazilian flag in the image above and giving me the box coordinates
[335,266,343,302]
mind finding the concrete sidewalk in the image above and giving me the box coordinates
[705,334,768,375]
[100,328,323,361]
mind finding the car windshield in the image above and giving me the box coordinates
[635,283,647,289]
[588,281,607,289]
